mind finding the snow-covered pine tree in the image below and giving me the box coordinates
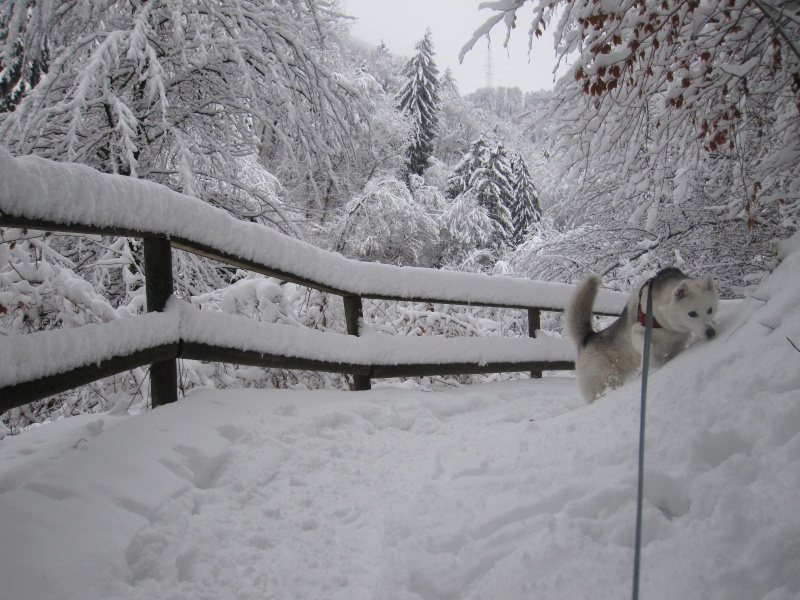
[446,137,489,199]
[473,142,515,247]
[509,151,542,245]
[447,138,514,248]
[439,68,459,99]
[396,29,441,178]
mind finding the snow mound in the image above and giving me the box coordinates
[0,233,799,600]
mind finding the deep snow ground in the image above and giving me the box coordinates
[1,236,800,600]
[0,379,589,600]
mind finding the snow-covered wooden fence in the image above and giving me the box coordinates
[0,149,627,411]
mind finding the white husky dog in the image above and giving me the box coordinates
[565,268,719,402]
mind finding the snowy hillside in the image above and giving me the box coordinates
[1,233,799,600]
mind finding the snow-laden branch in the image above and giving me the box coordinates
[464,0,800,234]
[0,0,370,223]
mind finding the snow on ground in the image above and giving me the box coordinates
[1,234,799,600]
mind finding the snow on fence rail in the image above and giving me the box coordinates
[0,148,627,411]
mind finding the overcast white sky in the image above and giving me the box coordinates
[340,0,560,95]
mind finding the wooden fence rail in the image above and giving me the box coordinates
[0,150,627,413]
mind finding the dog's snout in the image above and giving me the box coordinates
[705,327,716,340]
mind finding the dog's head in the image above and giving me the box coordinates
[671,273,719,339]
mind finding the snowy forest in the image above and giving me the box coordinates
[1,0,798,432]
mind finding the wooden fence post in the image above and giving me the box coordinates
[528,308,542,379]
[144,236,179,406]
[343,295,372,391]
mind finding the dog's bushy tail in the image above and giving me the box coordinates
[565,274,601,347]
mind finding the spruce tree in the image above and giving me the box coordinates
[509,152,542,245]
[396,29,441,178]
[446,137,515,247]
[446,137,489,199]
[439,68,459,99]
[473,142,515,246]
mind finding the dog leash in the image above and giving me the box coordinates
[632,280,654,600]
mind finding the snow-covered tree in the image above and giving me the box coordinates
[438,190,495,269]
[476,142,516,245]
[509,151,542,245]
[446,138,488,199]
[0,4,47,113]
[447,137,515,248]
[396,29,441,178]
[342,40,414,192]
[439,68,459,99]
[434,96,485,165]
[0,0,366,230]
[333,175,440,266]
[361,39,407,96]
[465,0,800,235]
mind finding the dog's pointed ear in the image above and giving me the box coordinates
[702,272,716,292]
[674,281,690,300]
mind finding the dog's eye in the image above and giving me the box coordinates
[688,311,698,318]
[707,308,713,314]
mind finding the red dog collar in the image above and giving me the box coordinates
[637,278,663,328]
